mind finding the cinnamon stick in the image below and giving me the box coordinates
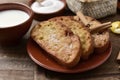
[76,11,89,26]
[74,16,80,21]
[90,22,111,32]
[76,11,111,33]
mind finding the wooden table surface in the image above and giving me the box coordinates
[0,0,120,80]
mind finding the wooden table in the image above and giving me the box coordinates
[0,0,120,80]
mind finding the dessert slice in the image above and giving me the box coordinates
[50,16,94,59]
[31,21,81,67]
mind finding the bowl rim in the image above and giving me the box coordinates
[0,2,34,29]
[30,0,66,14]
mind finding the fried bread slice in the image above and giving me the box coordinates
[50,16,94,59]
[86,16,110,53]
[31,21,81,67]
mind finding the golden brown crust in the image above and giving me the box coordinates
[74,15,110,54]
[31,21,81,67]
[85,16,110,53]
[30,15,110,68]
[92,31,110,53]
[50,16,94,59]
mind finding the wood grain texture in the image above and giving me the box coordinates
[0,70,34,80]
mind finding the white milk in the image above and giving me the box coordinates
[31,0,64,13]
[0,10,30,28]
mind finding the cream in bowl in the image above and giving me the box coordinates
[0,3,34,46]
[0,10,30,28]
[30,0,66,21]
[31,0,65,13]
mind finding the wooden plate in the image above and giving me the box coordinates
[27,38,112,73]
